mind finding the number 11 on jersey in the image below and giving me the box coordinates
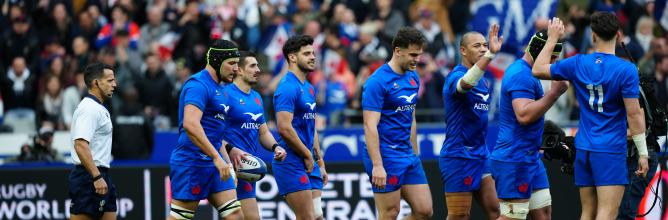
[587,84,604,112]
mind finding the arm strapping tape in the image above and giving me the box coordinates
[457,64,485,92]
[633,133,648,157]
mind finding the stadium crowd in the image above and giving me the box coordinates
[0,0,667,158]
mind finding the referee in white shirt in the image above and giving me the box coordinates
[68,63,117,220]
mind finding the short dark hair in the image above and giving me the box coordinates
[239,51,257,68]
[84,63,113,87]
[590,12,620,41]
[282,35,313,63]
[392,27,427,50]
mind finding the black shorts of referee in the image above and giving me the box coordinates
[68,165,117,218]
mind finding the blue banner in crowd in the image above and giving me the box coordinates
[151,126,501,163]
[468,0,558,55]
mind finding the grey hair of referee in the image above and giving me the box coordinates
[84,63,116,101]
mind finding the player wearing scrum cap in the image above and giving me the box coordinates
[490,30,568,220]
[168,39,243,220]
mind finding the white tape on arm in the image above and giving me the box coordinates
[633,133,648,157]
[457,64,485,92]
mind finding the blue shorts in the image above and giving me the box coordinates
[169,165,237,201]
[236,179,256,200]
[575,149,628,187]
[491,160,549,199]
[68,166,117,218]
[272,161,324,196]
[363,155,428,193]
[439,157,491,193]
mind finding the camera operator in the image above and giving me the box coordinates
[12,125,64,162]
[617,53,666,220]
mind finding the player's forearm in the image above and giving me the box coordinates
[74,141,101,177]
[258,125,278,152]
[627,109,646,136]
[363,124,383,167]
[457,58,492,92]
[532,39,557,79]
[314,132,325,168]
[410,115,418,154]
[278,126,311,158]
[184,121,222,160]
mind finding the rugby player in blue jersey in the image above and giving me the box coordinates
[273,35,328,220]
[532,13,649,220]
[440,24,503,220]
[168,39,243,220]
[222,51,287,220]
[491,30,568,220]
[362,27,433,220]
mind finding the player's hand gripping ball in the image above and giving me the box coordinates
[237,155,268,182]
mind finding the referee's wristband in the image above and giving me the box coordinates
[225,144,234,153]
[92,174,103,182]
[633,133,649,157]
[271,143,279,151]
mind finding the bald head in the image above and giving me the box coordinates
[460,31,485,48]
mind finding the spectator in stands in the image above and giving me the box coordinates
[634,16,654,54]
[0,15,40,70]
[113,29,142,93]
[95,5,140,50]
[68,36,96,79]
[137,53,173,129]
[139,6,171,56]
[42,2,77,54]
[338,8,359,48]
[415,54,444,113]
[352,21,389,74]
[372,0,406,43]
[62,71,86,130]
[172,0,211,69]
[112,87,154,160]
[212,7,249,50]
[74,11,100,46]
[37,74,65,130]
[414,9,441,46]
[1,57,37,112]
[317,73,349,127]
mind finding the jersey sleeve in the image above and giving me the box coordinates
[274,83,298,113]
[621,65,640,98]
[71,108,98,142]
[361,77,385,112]
[444,71,465,95]
[550,55,578,80]
[508,73,536,100]
[181,80,209,111]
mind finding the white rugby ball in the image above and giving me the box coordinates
[237,155,268,182]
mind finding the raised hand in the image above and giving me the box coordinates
[547,17,565,41]
[488,24,504,54]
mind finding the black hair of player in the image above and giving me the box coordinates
[239,51,257,68]
[84,63,113,88]
[392,27,427,51]
[590,12,621,41]
[282,35,314,64]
